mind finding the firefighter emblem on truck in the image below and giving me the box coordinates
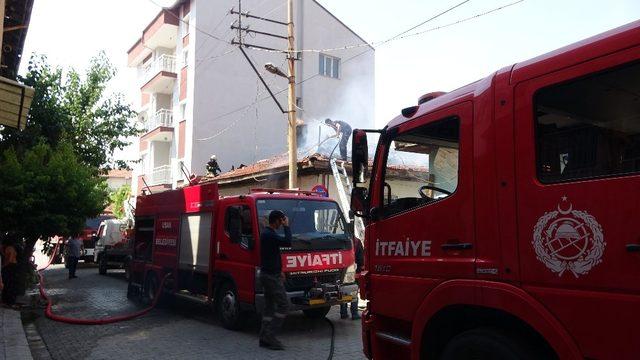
[532,197,605,278]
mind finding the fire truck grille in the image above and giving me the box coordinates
[285,271,343,291]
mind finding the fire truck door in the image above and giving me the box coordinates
[367,102,476,321]
[514,51,640,357]
[216,203,258,303]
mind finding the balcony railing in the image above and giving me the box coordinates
[145,109,173,131]
[150,165,172,185]
[142,54,177,83]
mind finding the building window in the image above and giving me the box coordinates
[180,103,187,120]
[319,54,340,79]
[182,48,189,67]
[535,61,640,183]
[182,14,190,36]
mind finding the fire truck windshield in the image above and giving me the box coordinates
[381,116,460,217]
[256,199,352,251]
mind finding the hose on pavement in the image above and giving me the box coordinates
[37,242,168,325]
[325,317,336,360]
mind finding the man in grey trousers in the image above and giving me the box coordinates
[258,210,292,350]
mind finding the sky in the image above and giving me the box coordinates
[19,0,640,158]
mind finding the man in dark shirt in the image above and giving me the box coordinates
[324,118,353,161]
[259,210,292,350]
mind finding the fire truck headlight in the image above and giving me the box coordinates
[343,264,356,284]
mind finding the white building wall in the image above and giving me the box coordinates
[131,0,374,196]
[297,1,375,155]
[191,0,375,175]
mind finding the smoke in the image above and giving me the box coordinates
[296,67,375,159]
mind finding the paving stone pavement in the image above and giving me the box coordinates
[33,264,366,360]
[1,306,33,360]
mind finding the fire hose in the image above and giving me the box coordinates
[37,241,168,325]
[37,244,338,358]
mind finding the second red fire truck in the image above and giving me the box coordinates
[350,20,640,360]
[128,181,358,329]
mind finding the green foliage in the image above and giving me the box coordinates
[0,53,135,272]
[0,142,108,241]
[0,52,140,170]
[109,185,131,219]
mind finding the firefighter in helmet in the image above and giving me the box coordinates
[206,155,221,176]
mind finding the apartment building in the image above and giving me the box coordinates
[128,0,374,196]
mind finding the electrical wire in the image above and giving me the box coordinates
[243,0,524,54]
[203,0,524,123]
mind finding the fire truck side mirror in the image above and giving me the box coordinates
[350,187,369,219]
[352,129,369,184]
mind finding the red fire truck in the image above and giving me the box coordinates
[350,21,640,360]
[128,182,358,329]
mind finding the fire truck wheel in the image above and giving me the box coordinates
[144,273,159,306]
[440,327,536,360]
[302,306,331,319]
[123,260,131,281]
[217,282,244,330]
[98,255,107,275]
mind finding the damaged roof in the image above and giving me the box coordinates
[201,151,428,186]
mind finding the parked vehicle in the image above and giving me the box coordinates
[81,215,115,263]
[94,219,132,279]
[350,20,640,360]
[128,182,358,329]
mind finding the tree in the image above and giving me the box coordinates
[0,142,108,262]
[0,52,140,170]
[109,185,131,219]
[0,53,137,291]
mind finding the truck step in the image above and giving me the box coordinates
[174,292,211,305]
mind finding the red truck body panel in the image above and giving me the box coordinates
[360,20,640,360]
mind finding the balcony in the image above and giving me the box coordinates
[141,55,177,94]
[150,165,172,186]
[128,9,179,67]
[141,109,174,142]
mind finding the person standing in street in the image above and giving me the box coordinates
[341,236,364,320]
[324,118,353,161]
[1,239,19,307]
[66,235,83,279]
[258,210,292,350]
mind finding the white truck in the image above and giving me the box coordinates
[94,219,133,280]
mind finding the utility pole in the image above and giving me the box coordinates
[286,0,297,189]
[231,0,299,189]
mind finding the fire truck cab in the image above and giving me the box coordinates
[351,21,640,360]
[129,182,358,329]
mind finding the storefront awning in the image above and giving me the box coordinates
[0,76,34,130]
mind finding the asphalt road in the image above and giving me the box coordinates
[29,264,366,360]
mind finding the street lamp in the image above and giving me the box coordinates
[264,63,288,79]
[264,59,297,189]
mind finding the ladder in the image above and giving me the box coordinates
[330,158,365,241]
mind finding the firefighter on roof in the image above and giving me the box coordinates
[324,118,352,161]
[206,155,221,176]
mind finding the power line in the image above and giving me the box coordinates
[165,0,525,125]
[244,0,524,54]
[379,0,470,45]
